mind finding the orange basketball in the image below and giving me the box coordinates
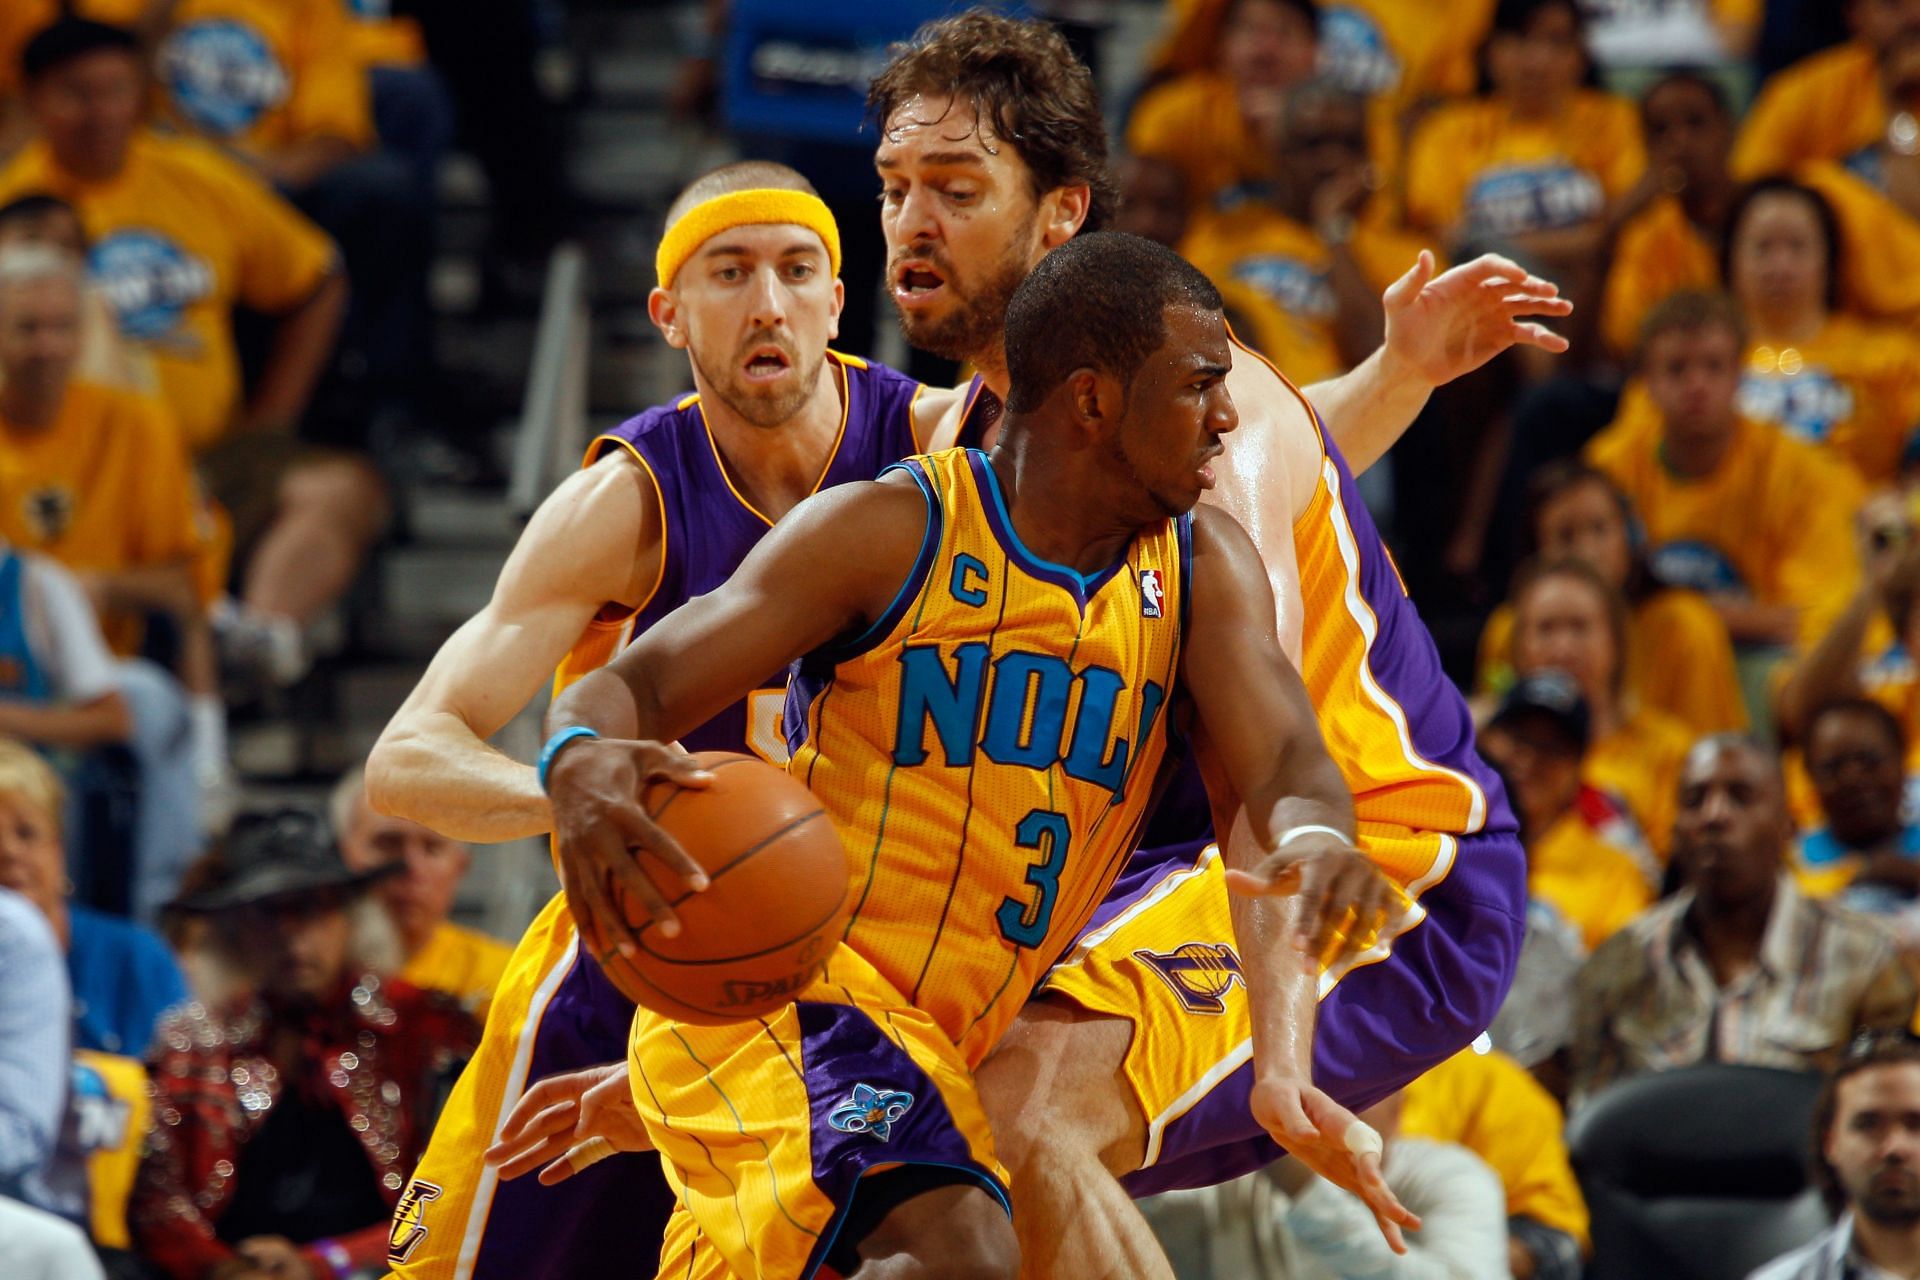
[599,751,851,1025]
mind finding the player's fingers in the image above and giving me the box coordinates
[1506,320,1573,353]
[576,827,653,953]
[609,796,710,894]
[1381,249,1435,310]
[639,747,716,791]
[492,1128,578,1182]
[491,1080,577,1148]
[1503,292,1574,316]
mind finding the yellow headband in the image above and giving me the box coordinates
[655,189,842,288]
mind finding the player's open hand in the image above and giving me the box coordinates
[486,1062,656,1186]
[1223,831,1407,970]
[1381,250,1573,387]
[547,738,714,960]
[1249,1076,1421,1253]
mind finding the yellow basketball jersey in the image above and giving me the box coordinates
[787,447,1188,1066]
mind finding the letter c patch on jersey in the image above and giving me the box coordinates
[388,1178,443,1265]
[1139,569,1164,619]
[1135,943,1244,1014]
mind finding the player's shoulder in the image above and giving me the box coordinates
[1224,332,1326,451]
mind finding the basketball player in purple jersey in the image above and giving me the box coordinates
[369,161,982,1280]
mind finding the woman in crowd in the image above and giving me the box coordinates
[1479,459,1745,737]
[1508,557,1696,858]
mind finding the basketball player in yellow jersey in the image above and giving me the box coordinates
[368,161,967,1279]
[541,232,1404,1279]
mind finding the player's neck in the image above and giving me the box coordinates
[0,379,65,433]
[988,431,1144,575]
[701,359,846,523]
[971,345,1011,402]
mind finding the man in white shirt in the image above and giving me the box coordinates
[1751,1032,1920,1280]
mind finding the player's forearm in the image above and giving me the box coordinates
[1778,587,1876,737]
[367,712,554,843]
[1304,343,1432,477]
[241,271,347,435]
[546,664,648,744]
[1218,810,1322,1085]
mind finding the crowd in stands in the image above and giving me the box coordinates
[5,0,1920,1276]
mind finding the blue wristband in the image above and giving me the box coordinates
[538,726,600,792]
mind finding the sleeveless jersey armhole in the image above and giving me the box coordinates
[812,460,943,665]
[578,434,670,628]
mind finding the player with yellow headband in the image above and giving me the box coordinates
[372,161,979,1280]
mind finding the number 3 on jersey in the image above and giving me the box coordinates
[997,809,1070,948]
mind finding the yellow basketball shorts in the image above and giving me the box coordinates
[1039,829,1525,1197]
[630,945,1010,1280]
[386,892,676,1278]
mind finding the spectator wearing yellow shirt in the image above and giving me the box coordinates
[1587,290,1865,650]
[1111,153,1191,249]
[1731,0,1920,181]
[149,0,434,459]
[0,20,389,693]
[1779,489,1920,784]
[1509,558,1695,860]
[1402,1047,1591,1280]
[333,764,510,1017]
[0,192,155,399]
[1179,81,1434,385]
[1310,0,1495,210]
[1126,0,1320,211]
[1601,70,1736,360]
[1481,670,1658,950]
[1479,459,1746,736]
[1404,0,1646,320]
[1724,178,1920,485]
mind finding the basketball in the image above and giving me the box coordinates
[597,751,851,1025]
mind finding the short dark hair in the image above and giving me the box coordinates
[1637,288,1748,364]
[1806,697,1908,762]
[1812,1031,1920,1214]
[21,18,141,84]
[1724,177,1844,311]
[868,11,1118,233]
[0,192,82,241]
[1003,231,1222,413]
[1642,65,1733,121]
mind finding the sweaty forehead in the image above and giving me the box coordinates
[879,93,1010,161]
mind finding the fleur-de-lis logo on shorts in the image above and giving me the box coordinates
[828,1084,915,1142]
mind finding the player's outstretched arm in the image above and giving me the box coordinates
[365,456,663,843]
[1181,504,1418,1250]
[543,475,929,959]
[1305,251,1573,474]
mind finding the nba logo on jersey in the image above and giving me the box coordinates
[1139,569,1164,619]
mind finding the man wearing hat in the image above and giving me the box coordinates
[1479,669,1658,953]
[127,809,477,1280]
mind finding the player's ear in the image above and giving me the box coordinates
[1068,367,1119,435]
[648,287,690,350]
[827,277,845,342]
[1039,184,1092,250]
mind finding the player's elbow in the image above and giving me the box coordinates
[364,731,415,818]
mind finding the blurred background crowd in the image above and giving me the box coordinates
[3,0,1920,1277]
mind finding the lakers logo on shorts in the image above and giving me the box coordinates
[387,1178,444,1265]
[1135,943,1244,1014]
[827,1085,915,1142]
